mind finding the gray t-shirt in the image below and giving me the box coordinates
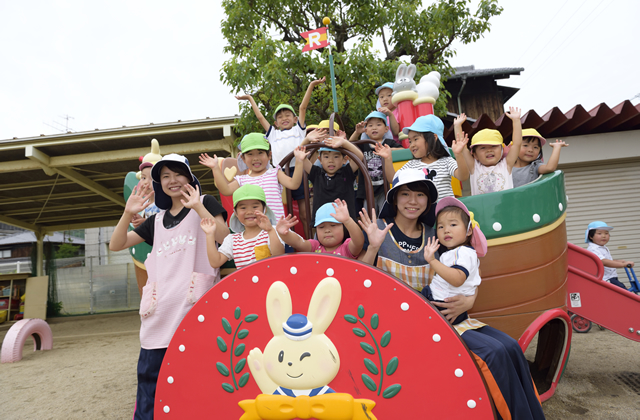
[512,160,542,187]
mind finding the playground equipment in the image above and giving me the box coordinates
[1,318,53,363]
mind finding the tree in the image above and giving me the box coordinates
[220,0,502,137]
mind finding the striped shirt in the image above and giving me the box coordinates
[398,157,458,199]
[218,229,282,269]
[235,167,285,219]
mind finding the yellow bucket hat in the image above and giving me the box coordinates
[470,129,504,148]
[522,128,547,147]
[307,120,340,131]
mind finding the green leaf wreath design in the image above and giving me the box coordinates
[216,306,258,393]
[344,304,401,399]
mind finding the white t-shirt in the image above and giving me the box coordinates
[218,228,284,269]
[470,158,513,196]
[430,246,480,300]
[587,242,617,281]
[398,157,458,199]
[266,122,306,168]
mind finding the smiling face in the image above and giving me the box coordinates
[378,87,394,108]
[436,208,472,250]
[241,149,271,174]
[591,229,610,246]
[234,199,265,228]
[407,131,428,159]
[319,150,347,175]
[519,137,541,163]
[160,166,190,199]
[316,221,345,250]
[394,184,429,221]
[365,117,388,141]
[274,109,297,130]
[472,144,503,166]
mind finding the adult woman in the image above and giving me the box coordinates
[359,169,544,420]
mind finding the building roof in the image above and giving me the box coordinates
[448,65,524,80]
[443,100,640,142]
[0,116,238,234]
[0,231,85,246]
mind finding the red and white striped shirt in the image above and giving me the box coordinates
[235,167,285,219]
[218,229,282,269]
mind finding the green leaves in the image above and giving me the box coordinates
[360,342,375,355]
[217,336,227,352]
[357,305,365,318]
[364,358,379,375]
[386,357,398,375]
[383,384,402,399]
[245,314,258,323]
[353,328,366,337]
[234,343,246,357]
[370,314,379,330]
[238,329,249,339]
[344,314,357,324]
[380,331,391,347]
[217,307,255,392]
[222,318,232,335]
[362,374,377,392]
[216,362,230,377]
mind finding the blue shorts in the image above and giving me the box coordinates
[291,182,306,201]
[134,347,167,420]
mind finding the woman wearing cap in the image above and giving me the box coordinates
[586,221,635,289]
[110,154,229,420]
[512,128,568,187]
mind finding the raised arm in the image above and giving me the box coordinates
[276,215,313,252]
[331,199,364,256]
[236,94,270,132]
[349,122,365,142]
[451,131,470,181]
[538,140,568,174]
[374,142,396,183]
[277,146,307,190]
[109,185,152,251]
[424,237,466,287]
[199,153,240,197]
[298,77,325,127]
[256,211,284,256]
[379,107,399,136]
[200,218,230,268]
[181,184,229,244]
[505,107,522,171]
[357,208,393,265]
[325,132,364,172]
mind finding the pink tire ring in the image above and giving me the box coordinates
[1,318,53,363]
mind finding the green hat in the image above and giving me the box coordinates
[273,104,297,120]
[240,133,270,154]
[230,185,277,232]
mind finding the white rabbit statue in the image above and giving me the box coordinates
[393,63,417,93]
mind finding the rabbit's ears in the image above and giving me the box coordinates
[396,63,417,81]
[265,277,342,337]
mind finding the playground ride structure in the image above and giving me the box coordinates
[1,318,53,363]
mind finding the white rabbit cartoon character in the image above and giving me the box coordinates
[247,277,342,396]
[393,63,417,94]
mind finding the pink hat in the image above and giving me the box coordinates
[435,197,488,257]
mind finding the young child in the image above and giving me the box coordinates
[422,197,487,325]
[108,154,229,419]
[201,184,284,269]
[375,82,401,139]
[200,133,307,220]
[585,221,635,289]
[512,128,568,187]
[275,199,364,258]
[376,114,470,200]
[423,197,545,420]
[236,78,325,216]
[349,111,403,213]
[459,107,522,195]
[303,132,364,222]
[131,161,160,228]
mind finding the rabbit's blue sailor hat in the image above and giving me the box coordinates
[283,314,313,341]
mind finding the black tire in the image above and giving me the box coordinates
[571,314,592,333]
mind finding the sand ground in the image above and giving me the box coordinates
[1,312,639,419]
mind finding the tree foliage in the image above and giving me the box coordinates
[220,0,502,137]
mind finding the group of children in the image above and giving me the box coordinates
[113,78,615,420]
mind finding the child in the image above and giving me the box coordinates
[512,128,568,187]
[236,78,325,217]
[423,197,545,420]
[349,111,403,214]
[131,161,160,228]
[108,154,229,419]
[585,221,635,289]
[375,82,401,139]
[199,133,307,220]
[201,184,284,269]
[376,114,470,200]
[459,107,522,195]
[422,197,487,325]
[303,132,364,222]
[276,199,364,258]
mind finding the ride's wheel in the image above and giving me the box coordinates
[570,314,592,333]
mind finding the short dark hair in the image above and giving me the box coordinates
[437,206,472,247]
[234,200,267,211]
[163,163,191,180]
[587,229,596,242]
[522,136,544,161]
[392,181,433,214]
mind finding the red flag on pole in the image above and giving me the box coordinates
[300,27,329,52]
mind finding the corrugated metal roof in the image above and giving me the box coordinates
[449,65,524,80]
[444,100,640,142]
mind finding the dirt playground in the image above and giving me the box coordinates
[1,311,639,419]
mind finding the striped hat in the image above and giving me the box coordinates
[282,314,313,341]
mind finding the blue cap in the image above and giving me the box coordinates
[364,111,388,126]
[402,115,449,156]
[314,202,341,227]
[283,314,313,341]
[585,221,613,243]
[318,147,341,153]
[375,82,394,95]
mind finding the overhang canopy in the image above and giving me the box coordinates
[0,116,238,234]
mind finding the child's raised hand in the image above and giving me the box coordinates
[453,113,467,127]
[423,236,440,263]
[199,153,219,169]
[451,132,469,155]
[255,210,273,231]
[310,77,326,87]
[378,107,392,116]
[506,106,522,120]
[325,136,344,149]
[293,145,307,161]
[235,94,252,101]
[200,218,217,236]
[125,184,154,215]
[550,139,568,148]
[276,214,298,236]
[330,199,350,224]
[180,184,201,209]
[373,142,392,159]
[131,213,145,228]
[355,121,365,135]
[358,208,393,249]
[306,128,328,144]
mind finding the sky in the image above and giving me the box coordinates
[0,0,638,140]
